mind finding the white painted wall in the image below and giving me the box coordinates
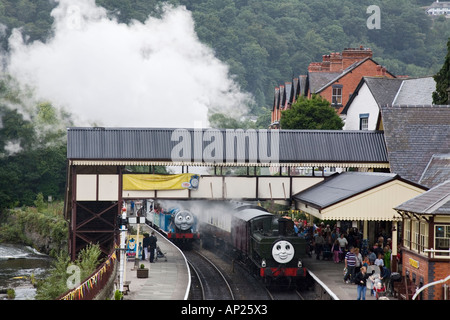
[343,83,380,131]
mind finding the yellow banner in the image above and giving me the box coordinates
[123,174,200,190]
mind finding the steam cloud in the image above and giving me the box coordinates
[3,0,254,128]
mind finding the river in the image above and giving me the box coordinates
[0,243,53,300]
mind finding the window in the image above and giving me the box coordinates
[332,85,342,105]
[419,222,428,254]
[359,113,369,131]
[404,219,411,249]
[435,225,450,257]
[413,221,419,251]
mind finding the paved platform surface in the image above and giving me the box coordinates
[122,225,190,300]
[121,228,395,301]
[306,256,396,300]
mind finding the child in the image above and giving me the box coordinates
[362,255,370,267]
[374,253,384,267]
[332,239,341,263]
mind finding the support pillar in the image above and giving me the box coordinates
[392,220,398,272]
[363,220,368,240]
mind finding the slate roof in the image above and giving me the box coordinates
[293,172,401,209]
[419,154,450,188]
[67,127,389,165]
[342,77,435,115]
[380,104,450,184]
[392,77,436,105]
[307,72,341,94]
[395,180,450,215]
[365,77,404,106]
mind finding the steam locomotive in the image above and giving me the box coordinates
[145,200,200,244]
[199,201,307,284]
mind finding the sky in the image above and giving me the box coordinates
[3,0,253,128]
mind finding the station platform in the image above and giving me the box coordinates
[306,256,395,300]
[122,225,190,300]
[120,227,393,301]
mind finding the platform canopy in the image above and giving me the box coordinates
[67,127,389,168]
[293,172,428,221]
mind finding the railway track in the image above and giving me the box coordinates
[265,287,304,300]
[185,250,235,300]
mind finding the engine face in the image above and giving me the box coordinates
[271,240,295,264]
[174,210,194,231]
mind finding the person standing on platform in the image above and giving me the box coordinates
[354,247,363,274]
[142,233,150,261]
[344,247,356,283]
[332,239,341,263]
[338,233,348,262]
[355,266,370,300]
[315,231,325,260]
[149,231,157,263]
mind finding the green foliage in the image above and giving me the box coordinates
[35,243,102,300]
[76,243,103,280]
[432,38,450,105]
[0,75,71,211]
[0,199,68,253]
[1,0,449,111]
[114,289,123,300]
[280,95,344,130]
[6,288,15,300]
[208,113,257,129]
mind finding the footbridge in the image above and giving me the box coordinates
[65,127,389,259]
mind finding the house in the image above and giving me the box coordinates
[342,76,436,130]
[270,47,396,128]
[271,75,306,128]
[426,1,450,17]
[304,47,395,114]
[394,180,450,300]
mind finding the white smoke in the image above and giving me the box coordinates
[4,0,253,128]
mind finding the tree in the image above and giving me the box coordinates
[432,38,450,105]
[280,95,344,130]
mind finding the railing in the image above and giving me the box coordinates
[424,248,450,259]
[403,242,450,259]
[58,249,117,300]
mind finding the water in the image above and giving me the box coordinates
[0,244,53,300]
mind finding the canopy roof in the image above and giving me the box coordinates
[293,172,427,221]
[67,127,389,168]
[395,180,450,215]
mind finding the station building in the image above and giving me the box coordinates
[395,180,450,300]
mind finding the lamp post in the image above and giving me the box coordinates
[119,206,128,293]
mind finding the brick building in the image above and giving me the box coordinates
[395,181,450,300]
[271,47,396,128]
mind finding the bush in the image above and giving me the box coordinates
[35,243,102,300]
[0,199,68,255]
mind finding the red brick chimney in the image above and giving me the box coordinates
[307,46,373,73]
[329,52,343,72]
[341,46,373,69]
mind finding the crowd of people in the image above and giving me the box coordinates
[293,220,398,300]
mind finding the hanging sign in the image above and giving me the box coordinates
[123,174,200,191]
